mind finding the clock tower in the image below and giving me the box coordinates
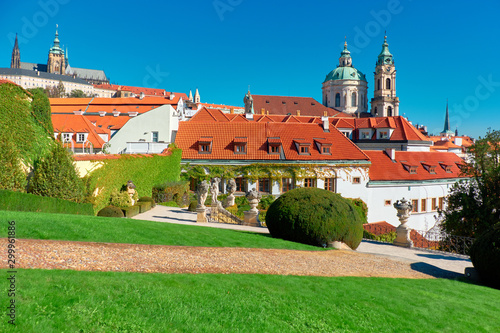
[371,35,399,117]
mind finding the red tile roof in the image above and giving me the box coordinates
[364,150,466,181]
[52,114,108,149]
[93,83,188,100]
[252,95,354,117]
[176,117,369,161]
[331,116,429,141]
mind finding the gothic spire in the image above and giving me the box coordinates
[10,33,21,69]
[441,100,454,136]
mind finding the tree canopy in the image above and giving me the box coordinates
[440,130,500,237]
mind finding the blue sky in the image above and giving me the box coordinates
[2,0,499,139]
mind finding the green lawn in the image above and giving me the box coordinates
[0,210,323,251]
[1,269,499,332]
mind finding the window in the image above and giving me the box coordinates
[409,166,417,174]
[300,146,309,154]
[421,199,427,212]
[387,106,393,117]
[429,166,436,174]
[322,146,331,154]
[258,178,270,193]
[62,133,71,142]
[282,178,293,192]
[351,92,357,107]
[152,131,159,143]
[352,177,361,184]
[438,197,444,210]
[360,131,371,139]
[200,144,210,152]
[235,144,246,153]
[77,133,85,143]
[378,131,389,139]
[341,131,350,138]
[412,199,419,213]
[324,178,335,192]
[384,200,391,206]
[431,198,437,211]
[270,145,280,153]
[386,78,391,90]
[235,178,246,192]
[335,93,340,107]
[303,178,316,188]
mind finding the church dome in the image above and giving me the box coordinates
[324,41,367,83]
[324,66,366,82]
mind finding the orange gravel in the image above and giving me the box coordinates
[1,238,433,278]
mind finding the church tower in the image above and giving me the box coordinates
[322,40,368,114]
[194,88,200,103]
[10,34,21,69]
[47,25,66,74]
[440,100,455,137]
[371,35,399,117]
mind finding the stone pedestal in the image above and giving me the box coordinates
[225,194,235,208]
[393,198,413,248]
[196,207,207,223]
[394,224,412,248]
[244,210,260,227]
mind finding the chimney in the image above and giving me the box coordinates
[321,116,330,132]
[139,92,145,100]
[297,110,300,116]
[267,110,269,115]
[454,137,462,146]
[261,108,265,115]
[385,148,396,161]
[323,111,327,117]
[230,107,234,114]
[245,113,254,120]
[169,92,175,100]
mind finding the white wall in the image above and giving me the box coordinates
[107,104,178,154]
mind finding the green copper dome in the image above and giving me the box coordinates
[324,67,367,82]
[376,35,393,66]
[324,40,367,83]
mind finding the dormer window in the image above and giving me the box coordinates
[198,137,213,154]
[421,163,437,174]
[300,146,309,154]
[314,138,332,155]
[99,111,106,117]
[294,139,311,155]
[62,133,72,143]
[409,166,418,174]
[268,137,281,154]
[322,147,330,154]
[112,110,120,117]
[440,163,453,173]
[378,130,389,139]
[402,163,418,174]
[360,130,372,140]
[233,137,247,154]
[76,133,87,143]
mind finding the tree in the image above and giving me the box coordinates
[440,130,500,237]
[29,142,85,202]
[44,80,66,98]
[69,89,88,98]
[0,132,27,192]
[28,88,54,134]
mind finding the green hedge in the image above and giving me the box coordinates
[0,189,93,215]
[85,149,182,213]
[152,181,189,206]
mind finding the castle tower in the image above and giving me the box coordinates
[194,88,200,103]
[371,35,399,117]
[47,25,66,74]
[322,40,368,114]
[10,34,20,69]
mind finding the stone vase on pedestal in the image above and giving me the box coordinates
[393,198,413,247]
[224,179,237,208]
[243,188,262,227]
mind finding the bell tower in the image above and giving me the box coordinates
[47,25,66,74]
[371,35,399,117]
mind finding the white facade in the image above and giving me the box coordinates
[107,104,179,154]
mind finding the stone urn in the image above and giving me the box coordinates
[393,198,413,247]
[244,188,262,226]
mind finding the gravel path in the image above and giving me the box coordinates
[1,238,434,279]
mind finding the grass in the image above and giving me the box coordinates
[1,269,499,332]
[0,210,323,251]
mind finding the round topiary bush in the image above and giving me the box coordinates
[470,222,500,288]
[138,196,156,208]
[97,205,125,218]
[266,188,364,249]
[188,201,198,212]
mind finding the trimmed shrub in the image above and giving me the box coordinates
[188,201,198,212]
[97,205,124,218]
[152,181,189,206]
[109,190,132,208]
[347,198,368,223]
[137,201,151,213]
[0,189,94,215]
[122,205,140,218]
[29,142,85,202]
[470,222,500,288]
[363,229,396,242]
[138,196,156,208]
[266,188,364,249]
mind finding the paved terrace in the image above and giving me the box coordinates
[133,206,472,279]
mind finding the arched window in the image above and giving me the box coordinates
[351,92,357,107]
[387,106,393,117]
[377,79,381,90]
[386,78,391,90]
[335,93,340,107]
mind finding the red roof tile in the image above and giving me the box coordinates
[52,114,108,149]
[251,95,354,117]
[364,150,466,181]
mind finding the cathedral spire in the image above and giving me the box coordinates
[188,90,193,102]
[10,33,21,69]
[441,100,454,136]
[194,88,200,103]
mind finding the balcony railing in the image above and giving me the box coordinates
[126,142,169,154]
